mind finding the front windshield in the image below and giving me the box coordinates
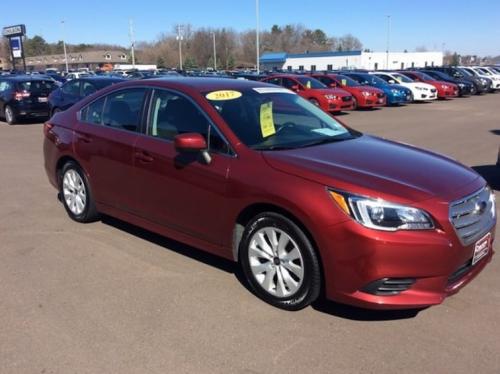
[392,73,413,83]
[335,75,360,87]
[349,74,388,86]
[205,88,358,150]
[416,72,435,81]
[459,68,474,76]
[295,76,326,89]
[476,68,491,75]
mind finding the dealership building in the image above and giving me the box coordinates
[260,50,444,71]
[24,50,129,71]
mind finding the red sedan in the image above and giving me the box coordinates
[261,74,354,113]
[43,78,496,311]
[311,73,386,109]
[399,71,458,99]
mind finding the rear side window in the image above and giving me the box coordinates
[82,97,106,125]
[62,80,81,96]
[102,88,146,132]
[81,81,97,96]
[18,80,56,94]
[0,81,12,92]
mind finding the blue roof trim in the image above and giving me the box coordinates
[260,50,362,62]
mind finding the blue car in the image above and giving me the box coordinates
[342,72,412,105]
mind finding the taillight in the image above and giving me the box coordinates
[43,122,54,136]
[14,91,30,100]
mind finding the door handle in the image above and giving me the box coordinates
[134,151,154,163]
[77,134,92,143]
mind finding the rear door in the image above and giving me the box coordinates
[132,88,233,246]
[75,87,147,212]
[19,80,56,114]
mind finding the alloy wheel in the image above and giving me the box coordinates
[62,169,87,216]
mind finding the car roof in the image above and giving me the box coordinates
[79,76,125,83]
[1,74,55,81]
[111,77,276,92]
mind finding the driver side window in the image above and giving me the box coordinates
[62,80,80,96]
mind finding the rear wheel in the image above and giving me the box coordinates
[239,212,321,311]
[60,161,99,223]
[4,105,16,125]
[51,107,62,117]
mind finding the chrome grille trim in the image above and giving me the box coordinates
[449,187,495,246]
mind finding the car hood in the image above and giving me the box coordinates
[263,135,480,204]
[353,85,382,94]
[311,88,351,97]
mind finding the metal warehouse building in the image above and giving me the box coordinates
[260,50,444,71]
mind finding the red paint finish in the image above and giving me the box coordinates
[310,73,386,108]
[43,78,496,310]
[261,74,355,113]
[400,71,459,99]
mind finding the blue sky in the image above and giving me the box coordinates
[1,0,499,55]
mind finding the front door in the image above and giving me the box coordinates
[133,88,233,246]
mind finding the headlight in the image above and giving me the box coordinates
[481,78,488,84]
[489,188,496,219]
[329,190,434,231]
[391,88,399,94]
[361,91,371,96]
[458,83,465,88]
[324,94,338,100]
[441,84,448,89]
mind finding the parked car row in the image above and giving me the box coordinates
[1,65,498,125]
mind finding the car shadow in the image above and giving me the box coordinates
[100,214,429,320]
[471,165,500,191]
[490,129,500,136]
[1,118,48,125]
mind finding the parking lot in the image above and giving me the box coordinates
[0,94,498,374]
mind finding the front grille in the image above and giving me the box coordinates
[342,96,352,102]
[377,93,385,98]
[449,187,495,246]
[361,278,416,296]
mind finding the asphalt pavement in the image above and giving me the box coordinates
[0,93,499,374]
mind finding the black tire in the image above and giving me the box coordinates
[4,105,16,125]
[308,98,320,107]
[51,107,62,117]
[470,85,477,95]
[239,212,321,311]
[352,96,358,110]
[59,161,99,223]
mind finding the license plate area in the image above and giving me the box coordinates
[38,97,48,103]
[472,233,491,265]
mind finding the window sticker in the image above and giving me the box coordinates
[306,80,312,89]
[260,102,276,138]
[341,79,347,86]
[206,90,242,101]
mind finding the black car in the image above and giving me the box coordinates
[0,75,57,125]
[419,69,474,96]
[426,66,490,95]
[48,76,125,115]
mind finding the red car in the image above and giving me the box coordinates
[399,71,458,99]
[44,78,496,311]
[261,74,354,113]
[310,73,386,109]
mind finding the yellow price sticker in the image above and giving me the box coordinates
[260,102,276,138]
[341,79,347,86]
[306,80,312,89]
[205,90,242,101]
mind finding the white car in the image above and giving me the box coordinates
[370,71,437,101]
[460,66,500,90]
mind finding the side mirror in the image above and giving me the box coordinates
[174,133,211,163]
[388,79,396,84]
[329,82,337,88]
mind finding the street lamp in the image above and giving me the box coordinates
[61,20,69,74]
[386,15,391,70]
[212,32,217,71]
[176,25,183,71]
[256,0,260,74]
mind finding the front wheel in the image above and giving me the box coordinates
[239,212,321,311]
[4,105,16,125]
[60,161,99,223]
[308,98,320,107]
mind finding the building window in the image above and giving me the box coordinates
[327,64,333,71]
[298,65,304,71]
[431,61,434,67]
[120,54,127,60]
[104,54,111,60]
[411,62,415,68]
[374,62,378,71]
[286,65,292,71]
[401,62,404,69]
[425,61,428,67]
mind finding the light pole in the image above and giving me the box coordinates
[212,32,217,71]
[176,25,183,70]
[256,0,260,74]
[129,19,136,69]
[386,15,391,70]
[61,20,69,74]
